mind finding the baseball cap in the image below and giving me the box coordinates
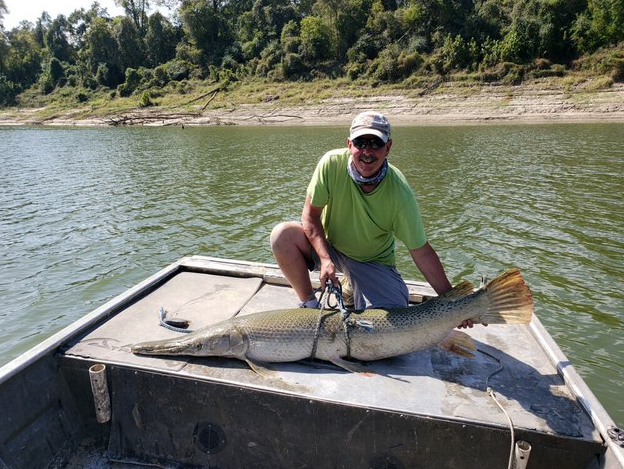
[349,111,391,142]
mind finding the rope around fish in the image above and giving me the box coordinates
[310,280,375,362]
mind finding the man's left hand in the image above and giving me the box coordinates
[457,319,488,329]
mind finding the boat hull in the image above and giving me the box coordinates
[0,256,621,469]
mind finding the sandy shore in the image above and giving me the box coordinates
[2,82,624,127]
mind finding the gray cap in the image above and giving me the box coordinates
[349,111,391,142]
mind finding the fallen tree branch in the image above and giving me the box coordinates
[417,77,444,97]
[184,83,224,106]
[238,112,304,123]
[105,111,200,126]
[201,90,219,110]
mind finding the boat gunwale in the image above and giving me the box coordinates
[528,314,624,465]
[0,257,185,386]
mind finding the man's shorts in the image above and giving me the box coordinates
[310,244,409,310]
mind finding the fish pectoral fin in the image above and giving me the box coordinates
[439,330,476,358]
[245,358,276,376]
[327,356,374,375]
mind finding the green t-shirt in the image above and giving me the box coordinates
[307,149,427,266]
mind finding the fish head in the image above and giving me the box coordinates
[132,323,247,358]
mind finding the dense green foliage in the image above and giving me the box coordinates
[1,0,623,107]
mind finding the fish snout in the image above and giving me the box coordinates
[131,326,248,358]
[131,336,204,356]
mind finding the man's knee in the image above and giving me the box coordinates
[270,221,304,252]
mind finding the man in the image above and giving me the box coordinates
[270,110,456,314]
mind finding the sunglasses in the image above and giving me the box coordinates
[351,136,386,150]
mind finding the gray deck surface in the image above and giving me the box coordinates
[63,267,599,444]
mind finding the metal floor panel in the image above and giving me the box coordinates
[61,269,599,442]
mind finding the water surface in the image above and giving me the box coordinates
[1,123,622,426]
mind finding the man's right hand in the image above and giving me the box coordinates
[319,258,340,290]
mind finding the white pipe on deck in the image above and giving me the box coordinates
[513,440,531,469]
[89,363,111,423]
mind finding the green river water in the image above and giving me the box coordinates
[0,123,622,426]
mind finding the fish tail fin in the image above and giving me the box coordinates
[480,268,534,325]
[439,330,476,357]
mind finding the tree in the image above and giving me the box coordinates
[502,0,583,63]
[334,0,371,60]
[0,0,18,107]
[365,0,402,44]
[0,0,7,24]
[0,0,8,76]
[235,0,298,63]
[2,25,44,86]
[44,16,74,62]
[39,57,65,93]
[82,16,123,86]
[145,12,177,66]
[280,19,300,54]
[117,66,141,95]
[299,15,333,61]
[179,0,232,65]
[250,0,298,42]
[399,0,473,51]
[115,0,150,32]
[33,12,51,47]
[1,0,624,103]
[67,4,112,50]
[572,0,624,52]
[313,0,346,56]
[311,0,372,61]
[294,0,315,15]
[0,74,18,107]
[115,16,146,70]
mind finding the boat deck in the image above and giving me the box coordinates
[2,256,622,469]
[64,259,592,437]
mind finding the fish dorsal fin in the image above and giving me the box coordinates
[437,280,475,301]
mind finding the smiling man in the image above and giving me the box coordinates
[270,111,453,311]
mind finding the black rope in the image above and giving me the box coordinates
[159,307,193,333]
[310,309,329,360]
[310,280,353,360]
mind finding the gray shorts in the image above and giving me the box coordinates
[310,244,409,310]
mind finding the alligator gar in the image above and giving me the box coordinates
[132,268,533,373]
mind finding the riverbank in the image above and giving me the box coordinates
[2,80,624,127]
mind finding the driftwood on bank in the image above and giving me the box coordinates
[103,83,229,126]
[104,111,201,126]
[103,108,306,126]
[237,109,305,123]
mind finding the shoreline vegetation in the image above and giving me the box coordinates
[1,77,623,127]
[2,1,624,127]
[0,79,624,126]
